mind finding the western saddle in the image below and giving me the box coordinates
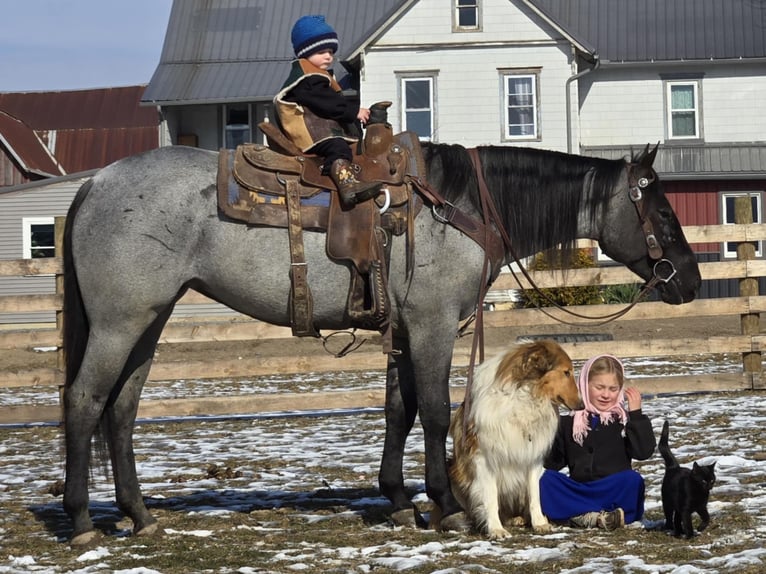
[217,103,426,351]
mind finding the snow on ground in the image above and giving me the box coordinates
[0,356,764,573]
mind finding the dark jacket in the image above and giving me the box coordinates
[274,59,359,151]
[544,410,656,483]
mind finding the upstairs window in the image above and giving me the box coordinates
[454,0,480,31]
[667,81,700,139]
[721,192,762,259]
[501,72,539,140]
[400,75,436,141]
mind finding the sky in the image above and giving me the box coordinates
[0,0,173,93]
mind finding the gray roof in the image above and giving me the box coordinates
[530,0,766,63]
[142,0,409,105]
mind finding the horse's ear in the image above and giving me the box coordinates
[640,142,659,168]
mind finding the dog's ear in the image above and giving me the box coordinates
[522,344,552,377]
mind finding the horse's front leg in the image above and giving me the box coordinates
[410,332,467,531]
[378,338,422,526]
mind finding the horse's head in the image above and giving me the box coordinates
[598,144,701,304]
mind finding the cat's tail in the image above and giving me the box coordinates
[659,420,680,468]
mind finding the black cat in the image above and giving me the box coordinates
[659,420,716,538]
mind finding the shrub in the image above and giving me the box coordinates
[519,248,602,308]
[601,282,642,304]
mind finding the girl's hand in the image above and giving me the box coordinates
[624,386,642,411]
[357,107,370,124]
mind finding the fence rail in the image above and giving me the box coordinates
[1,219,764,424]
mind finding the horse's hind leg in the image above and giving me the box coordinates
[64,331,143,545]
[379,341,422,526]
[103,310,172,538]
[103,362,156,537]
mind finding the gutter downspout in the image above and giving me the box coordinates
[566,49,600,154]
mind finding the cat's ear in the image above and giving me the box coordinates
[711,461,716,469]
[693,462,700,470]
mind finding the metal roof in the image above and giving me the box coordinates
[0,86,160,174]
[0,86,158,130]
[142,0,410,105]
[581,143,766,178]
[529,0,766,63]
[0,111,64,178]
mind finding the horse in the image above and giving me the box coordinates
[61,141,700,545]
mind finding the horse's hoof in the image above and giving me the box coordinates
[390,508,418,527]
[134,522,163,538]
[438,511,471,533]
[70,529,101,547]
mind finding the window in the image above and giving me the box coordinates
[722,192,762,258]
[667,81,700,139]
[454,0,480,30]
[253,102,273,145]
[400,76,436,141]
[22,217,55,259]
[223,103,252,148]
[502,72,539,140]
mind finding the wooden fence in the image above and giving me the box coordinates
[1,216,765,425]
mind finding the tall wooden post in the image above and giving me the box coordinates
[54,216,66,422]
[734,197,760,389]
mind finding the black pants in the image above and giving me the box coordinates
[311,138,352,173]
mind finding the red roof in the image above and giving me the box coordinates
[0,85,159,174]
[0,111,64,177]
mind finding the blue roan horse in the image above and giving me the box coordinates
[62,142,700,544]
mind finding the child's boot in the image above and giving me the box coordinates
[329,159,382,208]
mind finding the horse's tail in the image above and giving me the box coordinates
[63,178,93,389]
[658,420,679,469]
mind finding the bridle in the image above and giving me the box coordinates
[463,151,679,325]
[626,162,678,288]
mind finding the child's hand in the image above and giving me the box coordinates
[357,107,370,124]
[624,386,642,411]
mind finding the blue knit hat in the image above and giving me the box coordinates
[291,15,339,59]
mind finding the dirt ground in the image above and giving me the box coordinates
[0,314,742,373]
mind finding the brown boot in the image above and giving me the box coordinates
[328,158,382,208]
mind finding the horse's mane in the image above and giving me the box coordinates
[421,143,628,258]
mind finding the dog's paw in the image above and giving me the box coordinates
[532,521,553,534]
[487,527,512,540]
[506,516,526,528]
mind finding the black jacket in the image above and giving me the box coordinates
[544,410,656,482]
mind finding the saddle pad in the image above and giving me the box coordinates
[218,149,330,229]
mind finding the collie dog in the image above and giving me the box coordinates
[442,340,583,539]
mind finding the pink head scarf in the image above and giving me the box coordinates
[571,354,628,445]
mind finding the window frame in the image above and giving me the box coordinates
[665,80,702,141]
[453,0,481,32]
[720,191,763,259]
[22,216,55,260]
[398,74,437,142]
[222,103,253,148]
[500,70,540,142]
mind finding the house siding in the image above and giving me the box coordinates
[0,179,86,323]
[579,63,766,148]
[363,0,574,149]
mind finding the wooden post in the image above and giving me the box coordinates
[734,197,760,389]
[54,216,66,423]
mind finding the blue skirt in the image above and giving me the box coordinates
[540,469,646,523]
